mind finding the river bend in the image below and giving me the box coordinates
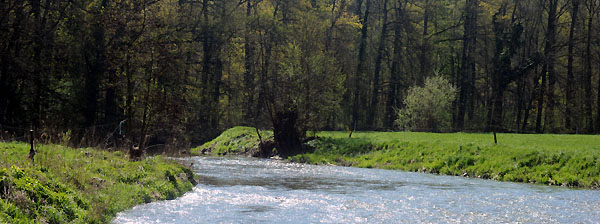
[114,157,600,223]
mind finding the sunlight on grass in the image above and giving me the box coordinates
[295,131,600,188]
[0,142,196,223]
[198,127,600,188]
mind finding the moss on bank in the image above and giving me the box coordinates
[0,142,196,223]
[203,127,600,188]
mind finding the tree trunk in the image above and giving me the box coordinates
[456,0,477,131]
[352,0,370,131]
[536,64,547,133]
[597,69,600,133]
[243,0,256,122]
[543,0,558,132]
[467,59,476,122]
[536,0,559,133]
[566,0,580,131]
[31,0,43,129]
[125,54,136,157]
[0,2,25,125]
[515,76,525,131]
[491,84,504,132]
[584,5,594,133]
[467,0,478,123]
[597,6,600,133]
[256,49,269,125]
[419,0,430,84]
[384,0,404,128]
[521,92,534,132]
[522,68,540,132]
[272,106,302,158]
[105,71,118,123]
[84,0,108,128]
[210,58,223,129]
[139,69,153,156]
[200,0,224,130]
[367,0,388,128]
[326,0,346,51]
[255,3,279,125]
[355,0,364,19]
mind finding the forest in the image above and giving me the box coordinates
[1,0,600,153]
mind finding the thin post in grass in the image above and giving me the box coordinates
[493,131,497,144]
[29,129,35,162]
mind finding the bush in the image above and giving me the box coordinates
[395,75,457,132]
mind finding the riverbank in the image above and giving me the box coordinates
[193,126,274,156]
[1,142,196,223]
[193,126,600,188]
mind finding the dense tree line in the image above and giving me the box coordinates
[1,0,600,153]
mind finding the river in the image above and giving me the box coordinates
[114,156,600,223]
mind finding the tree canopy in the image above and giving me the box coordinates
[1,0,600,153]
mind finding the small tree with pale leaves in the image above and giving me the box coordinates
[395,76,457,132]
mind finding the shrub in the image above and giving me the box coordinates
[395,75,457,132]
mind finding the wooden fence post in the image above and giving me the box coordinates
[29,129,35,162]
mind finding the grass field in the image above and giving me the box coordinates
[1,142,196,223]
[195,127,600,188]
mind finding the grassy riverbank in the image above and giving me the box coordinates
[193,126,273,156]
[1,142,196,223]
[194,127,600,188]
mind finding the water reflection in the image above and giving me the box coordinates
[114,157,600,223]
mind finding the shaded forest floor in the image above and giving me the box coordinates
[194,127,600,188]
[0,142,196,223]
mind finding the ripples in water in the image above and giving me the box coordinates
[114,157,600,223]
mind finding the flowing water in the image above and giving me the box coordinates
[114,157,600,223]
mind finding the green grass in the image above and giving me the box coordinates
[0,142,196,223]
[295,131,600,188]
[191,126,272,156]
[203,127,600,188]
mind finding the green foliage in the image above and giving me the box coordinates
[0,142,196,223]
[274,36,346,133]
[395,76,457,132]
[0,165,87,223]
[1,0,600,159]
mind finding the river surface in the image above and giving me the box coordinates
[114,156,600,223]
